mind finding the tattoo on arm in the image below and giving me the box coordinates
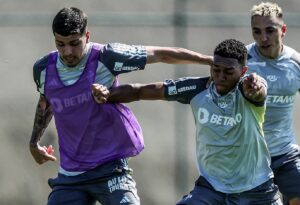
[30,96,53,147]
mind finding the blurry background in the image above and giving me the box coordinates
[0,0,299,204]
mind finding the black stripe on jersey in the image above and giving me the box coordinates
[99,43,147,76]
[33,54,49,92]
[164,77,209,104]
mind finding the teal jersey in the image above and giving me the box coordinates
[164,77,273,193]
[247,43,300,156]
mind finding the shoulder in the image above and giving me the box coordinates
[246,43,256,61]
[164,76,209,104]
[99,43,147,75]
[33,54,49,82]
[285,46,300,66]
[101,43,146,55]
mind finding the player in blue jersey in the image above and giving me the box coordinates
[29,7,213,205]
[93,39,282,205]
[248,2,300,205]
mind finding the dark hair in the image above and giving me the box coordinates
[52,7,87,36]
[214,39,247,66]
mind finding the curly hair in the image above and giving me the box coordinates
[251,2,283,18]
[214,39,247,66]
[52,7,88,36]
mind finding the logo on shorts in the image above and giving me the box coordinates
[108,176,130,193]
[120,196,131,203]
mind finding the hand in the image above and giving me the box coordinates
[29,144,56,164]
[243,73,266,100]
[92,84,110,104]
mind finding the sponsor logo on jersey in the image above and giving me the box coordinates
[266,95,295,104]
[50,92,91,112]
[197,108,242,126]
[113,62,139,71]
[178,85,196,93]
[168,85,178,95]
[114,62,123,71]
[266,75,278,82]
[277,63,289,68]
[248,61,266,66]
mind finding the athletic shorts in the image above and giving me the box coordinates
[176,176,282,205]
[271,146,300,203]
[47,159,140,205]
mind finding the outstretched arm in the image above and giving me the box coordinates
[146,46,213,65]
[29,95,56,164]
[92,82,165,104]
[242,73,267,103]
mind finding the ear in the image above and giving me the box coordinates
[281,24,287,37]
[85,31,90,43]
[241,66,248,76]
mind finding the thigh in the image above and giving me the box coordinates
[48,187,96,205]
[89,173,140,205]
[272,147,300,201]
[240,179,282,205]
[176,177,225,205]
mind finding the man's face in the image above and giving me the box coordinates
[54,31,90,67]
[211,55,247,95]
[251,15,286,59]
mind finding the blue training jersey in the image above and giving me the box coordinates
[164,77,273,193]
[247,43,300,156]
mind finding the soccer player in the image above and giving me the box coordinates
[248,2,300,204]
[93,39,282,205]
[29,7,212,205]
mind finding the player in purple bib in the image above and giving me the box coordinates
[29,7,212,205]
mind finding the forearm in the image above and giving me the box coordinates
[108,83,165,103]
[30,96,53,147]
[146,46,213,65]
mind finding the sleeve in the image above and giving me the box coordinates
[99,43,147,76]
[33,54,49,94]
[164,77,209,104]
[290,51,300,91]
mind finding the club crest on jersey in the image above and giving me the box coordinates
[218,102,228,108]
[286,70,295,82]
[266,75,278,82]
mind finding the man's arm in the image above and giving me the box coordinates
[92,77,209,104]
[242,73,267,103]
[29,95,56,164]
[146,46,213,65]
[92,83,165,104]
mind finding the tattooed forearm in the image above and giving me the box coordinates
[30,96,53,147]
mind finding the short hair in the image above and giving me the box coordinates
[251,2,283,19]
[52,7,88,36]
[214,39,247,66]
